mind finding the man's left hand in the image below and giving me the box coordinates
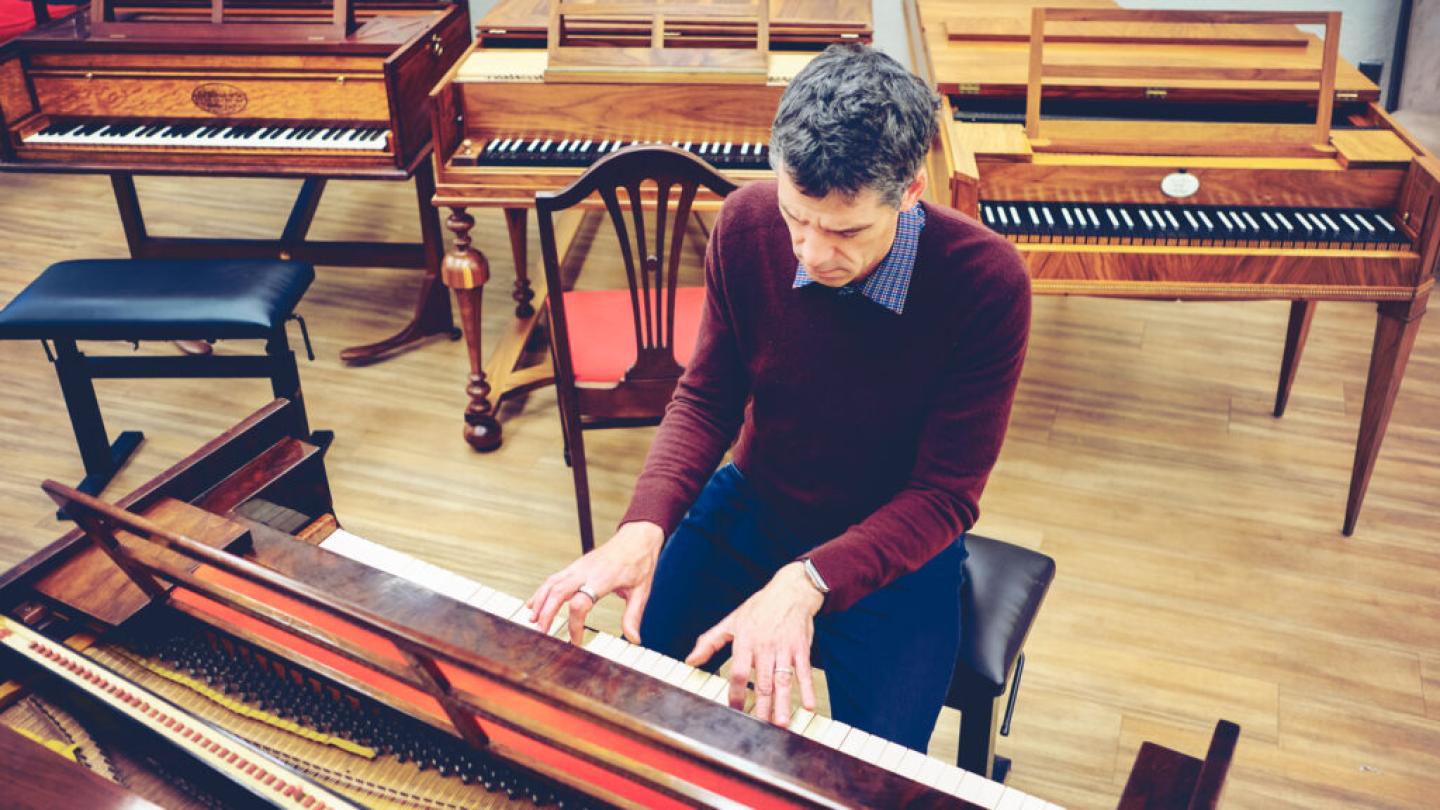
[685,562,825,726]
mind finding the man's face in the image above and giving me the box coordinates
[775,167,926,288]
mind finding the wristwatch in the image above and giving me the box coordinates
[801,558,830,595]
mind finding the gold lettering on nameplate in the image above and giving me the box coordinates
[191,83,248,116]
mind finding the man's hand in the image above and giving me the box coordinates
[685,562,825,727]
[525,521,665,645]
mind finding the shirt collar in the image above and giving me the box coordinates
[792,203,925,314]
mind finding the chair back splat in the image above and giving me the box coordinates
[536,145,739,552]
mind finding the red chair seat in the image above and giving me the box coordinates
[562,287,704,383]
[0,0,37,40]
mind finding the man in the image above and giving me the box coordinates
[527,43,1030,751]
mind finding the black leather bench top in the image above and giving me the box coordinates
[0,259,314,341]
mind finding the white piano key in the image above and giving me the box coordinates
[723,142,733,154]
[1061,208,1074,228]
[818,719,850,748]
[982,206,996,225]
[859,734,888,763]
[1042,207,1055,227]
[1163,209,1180,229]
[1085,207,1099,228]
[1009,205,1021,224]
[1356,214,1376,232]
[701,675,730,703]
[787,707,815,734]
[1137,208,1152,229]
[1028,207,1040,227]
[876,741,907,772]
[662,659,695,687]
[1183,210,1199,230]
[681,668,712,694]
[996,206,1009,226]
[1105,209,1119,229]
[1339,212,1361,232]
[616,643,647,668]
[1151,209,1167,230]
[936,765,965,796]
[1374,213,1397,232]
[1241,211,1261,230]
[917,755,947,788]
[1018,795,1050,810]
[801,713,832,741]
[634,648,664,674]
[1274,211,1293,231]
[962,776,1007,808]
[1260,211,1279,232]
[584,632,617,654]
[837,727,870,757]
[896,749,928,780]
[1197,210,1213,230]
[995,788,1027,810]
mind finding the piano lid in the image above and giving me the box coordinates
[476,0,871,48]
[917,0,1380,102]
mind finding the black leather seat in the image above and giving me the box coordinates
[0,258,316,503]
[946,533,1056,781]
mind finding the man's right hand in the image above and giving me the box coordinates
[524,521,665,646]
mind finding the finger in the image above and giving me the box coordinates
[750,649,775,722]
[536,580,579,634]
[772,659,794,726]
[727,640,753,711]
[795,653,817,712]
[567,590,594,645]
[620,580,650,644]
[684,615,732,668]
[525,573,560,615]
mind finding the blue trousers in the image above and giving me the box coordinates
[639,464,966,750]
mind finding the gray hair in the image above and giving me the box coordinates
[769,43,940,207]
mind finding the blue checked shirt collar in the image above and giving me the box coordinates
[792,203,925,314]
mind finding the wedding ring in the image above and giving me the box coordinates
[575,585,599,603]
[775,665,794,675]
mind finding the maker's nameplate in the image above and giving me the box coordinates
[192,83,248,116]
[1161,170,1200,199]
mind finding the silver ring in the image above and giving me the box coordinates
[775,666,794,675]
[575,585,599,603]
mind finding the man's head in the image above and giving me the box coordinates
[769,44,939,287]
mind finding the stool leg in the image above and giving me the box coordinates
[52,340,143,504]
[957,692,1001,779]
[266,328,310,436]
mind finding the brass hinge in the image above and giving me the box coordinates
[1336,91,1359,101]
[956,83,981,95]
[1145,87,1168,99]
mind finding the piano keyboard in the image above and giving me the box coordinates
[0,617,362,810]
[980,200,1408,249]
[317,529,1062,810]
[24,122,391,152]
[456,134,771,171]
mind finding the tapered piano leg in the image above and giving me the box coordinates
[1274,300,1317,417]
[340,161,459,364]
[1344,296,1428,536]
[504,207,536,318]
[442,207,502,452]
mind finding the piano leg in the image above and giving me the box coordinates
[339,161,460,364]
[442,206,502,452]
[1273,300,1317,417]
[505,207,536,318]
[1345,295,1429,536]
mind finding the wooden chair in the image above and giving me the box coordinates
[1119,719,1241,809]
[536,144,738,553]
[945,533,1056,781]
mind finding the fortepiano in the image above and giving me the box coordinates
[908,1,1440,534]
[425,1,869,451]
[0,400,1069,808]
[0,0,473,362]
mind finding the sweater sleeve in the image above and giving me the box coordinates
[620,204,751,535]
[805,243,1031,613]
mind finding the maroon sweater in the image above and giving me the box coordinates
[621,181,1030,613]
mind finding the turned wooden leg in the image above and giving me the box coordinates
[442,207,502,452]
[1344,296,1428,535]
[1274,300,1317,417]
[504,207,536,318]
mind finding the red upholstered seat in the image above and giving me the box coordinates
[562,286,704,383]
[0,0,38,40]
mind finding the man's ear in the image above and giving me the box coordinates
[900,168,927,210]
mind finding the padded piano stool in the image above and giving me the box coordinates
[946,534,1056,781]
[0,258,316,506]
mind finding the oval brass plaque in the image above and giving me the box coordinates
[191,83,248,116]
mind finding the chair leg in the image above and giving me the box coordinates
[267,329,310,436]
[51,340,143,510]
[957,692,1002,779]
[562,404,595,554]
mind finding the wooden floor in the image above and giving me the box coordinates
[1,170,1437,810]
